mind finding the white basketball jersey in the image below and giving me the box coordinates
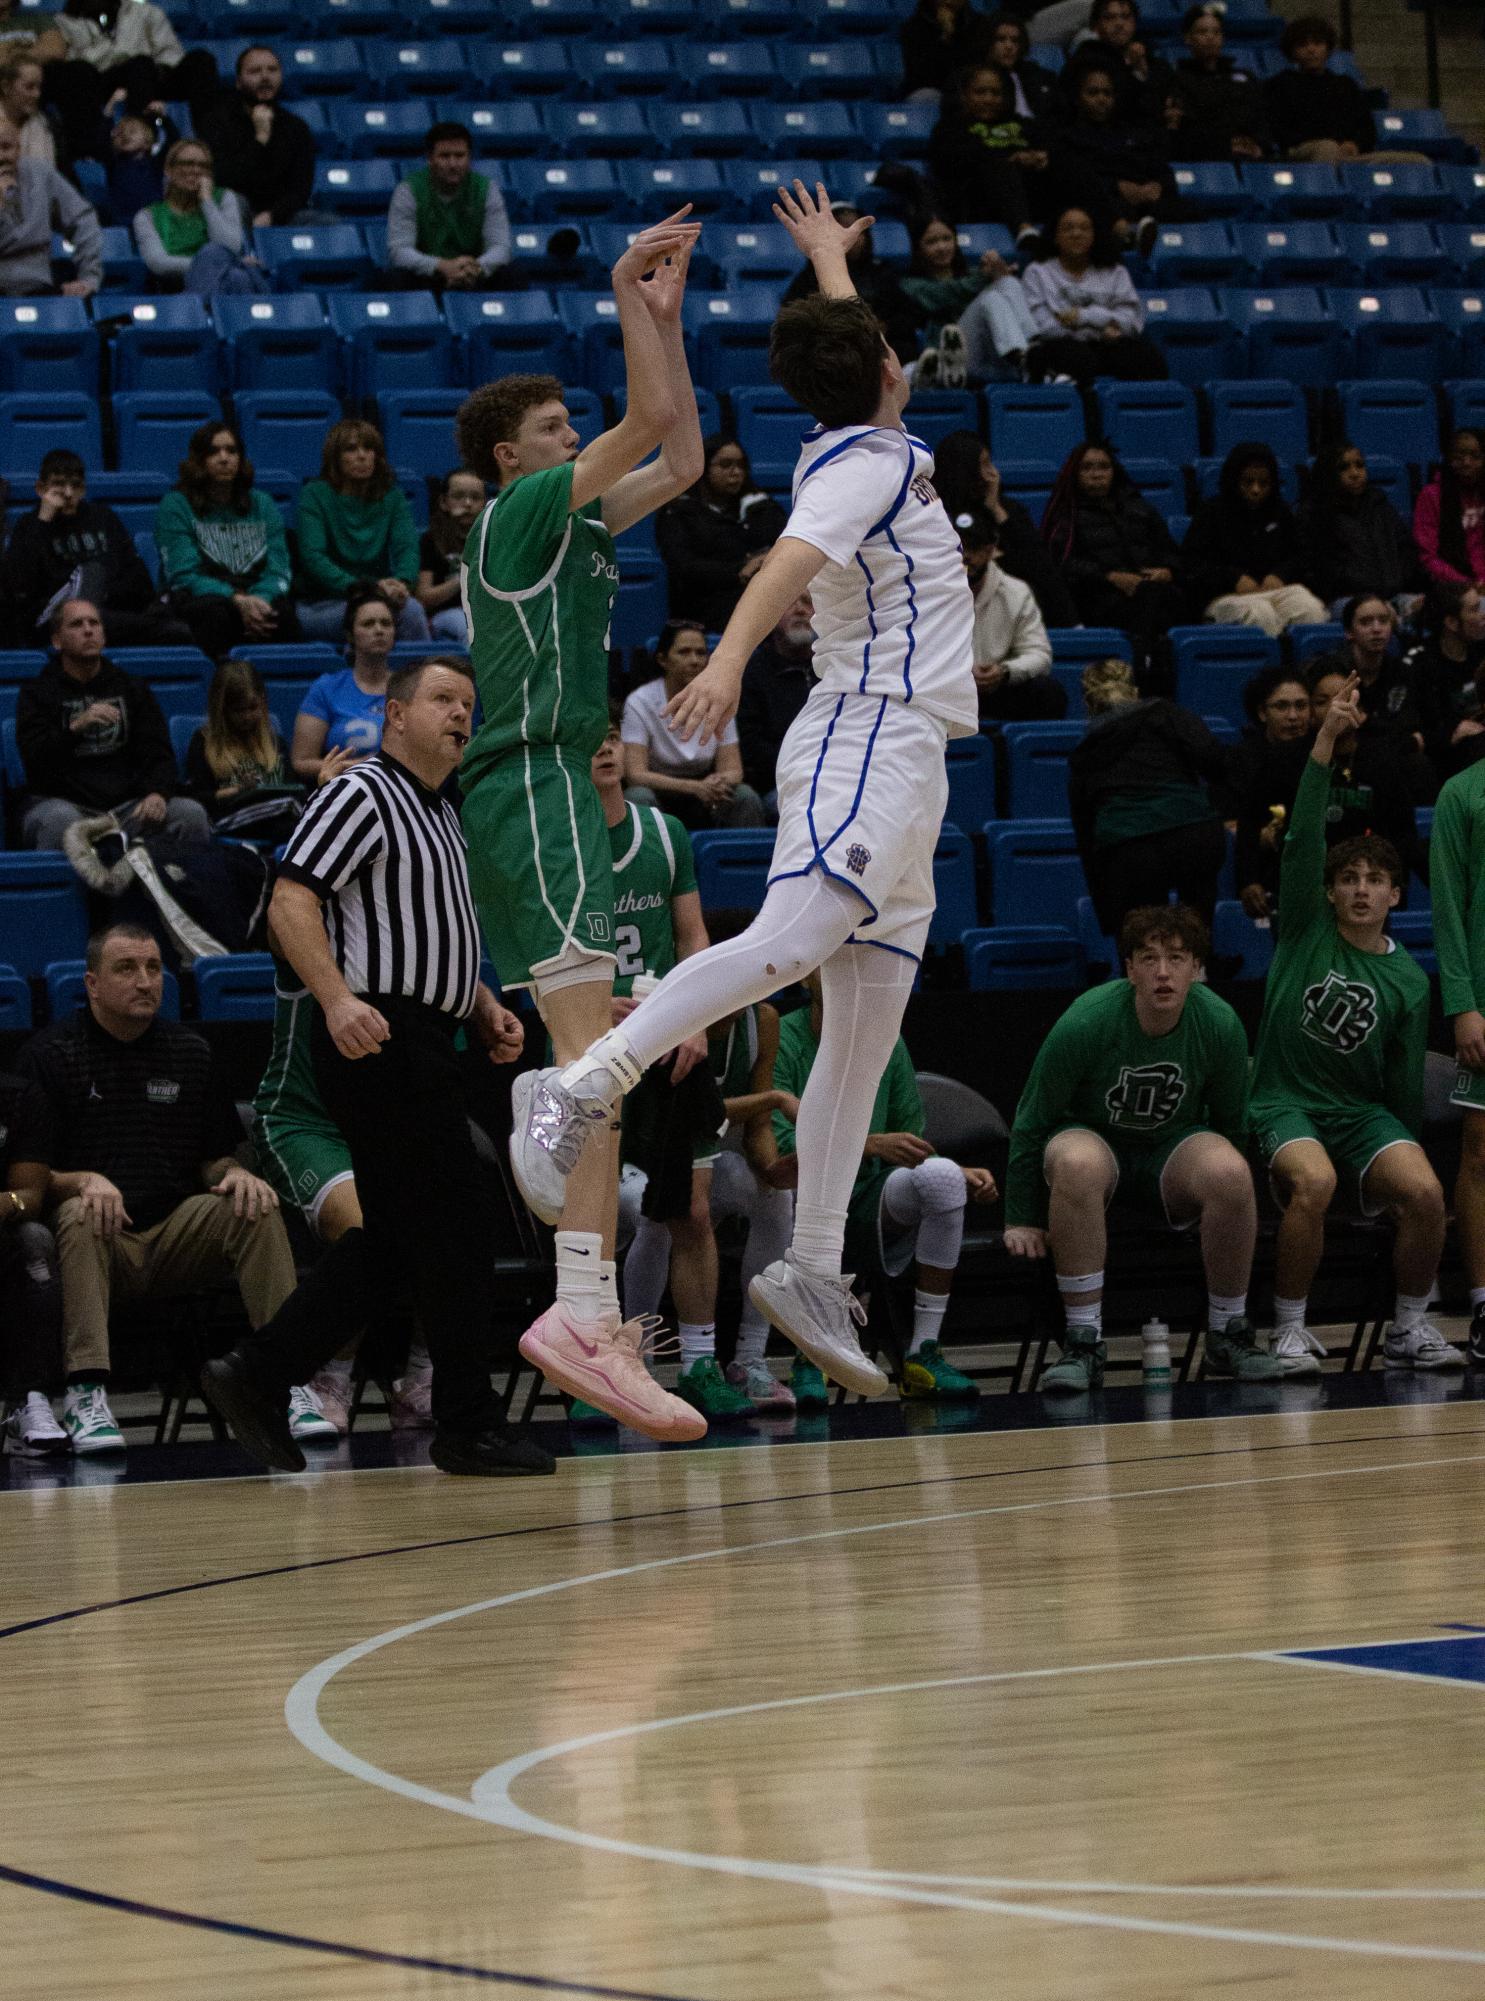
[785,423,978,740]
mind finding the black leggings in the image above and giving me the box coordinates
[1092,816,1226,938]
[0,1221,64,1399]
[173,592,301,663]
[1026,333,1169,391]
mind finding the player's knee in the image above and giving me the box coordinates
[1048,1141,1111,1204]
[1204,1148,1256,1213]
[1462,1113,1485,1171]
[1284,1159,1337,1212]
[1401,1167,1446,1224]
[915,1155,967,1214]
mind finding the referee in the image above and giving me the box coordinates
[202,657,555,1478]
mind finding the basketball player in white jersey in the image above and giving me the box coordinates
[511,181,977,1397]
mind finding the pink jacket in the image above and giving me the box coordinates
[1413,478,1485,587]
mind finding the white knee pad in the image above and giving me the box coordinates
[914,1155,968,1216]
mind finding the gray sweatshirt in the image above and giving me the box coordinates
[133,191,244,279]
[0,159,102,295]
[1022,257,1145,342]
[385,176,512,279]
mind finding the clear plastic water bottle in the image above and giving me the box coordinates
[630,973,659,999]
[1142,1317,1172,1387]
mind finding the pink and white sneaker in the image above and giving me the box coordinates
[390,1370,434,1431]
[307,1368,353,1436]
[519,1303,706,1443]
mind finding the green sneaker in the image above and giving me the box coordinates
[568,1398,617,1427]
[899,1340,980,1401]
[1204,1316,1285,1381]
[1040,1333,1106,1393]
[675,1357,754,1420]
[789,1357,830,1410]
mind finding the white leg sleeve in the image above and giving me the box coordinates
[880,1156,968,1273]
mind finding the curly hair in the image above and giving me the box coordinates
[456,374,565,480]
[1119,903,1210,964]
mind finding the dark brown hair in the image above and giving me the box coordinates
[456,374,565,477]
[769,294,888,431]
[178,420,255,515]
[321,417,394,499]
[1119,903,1210,963]
[1324,835,1405,890]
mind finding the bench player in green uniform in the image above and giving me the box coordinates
[1432,745,1485,1366]
[455,213,707,1440]
[1005,904,1282,1391]
[1250,673,1461,1371]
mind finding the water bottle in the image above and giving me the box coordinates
[1141,1317,1172,1387]
[630,973,659,999]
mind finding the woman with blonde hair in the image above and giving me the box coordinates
[133,137,256,294]
[1068,656,1230,935]
[0,53,57,167]
[185,658,303,842]
[294,418,430,643]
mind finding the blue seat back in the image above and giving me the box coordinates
[964,925,1083,991]
[1095,382,1199,465]
[1208,378,1310,461]
[113,392,219,477]
[985,820,1082,929]
[237,390,342,482]
[0,855,89,977]
[692,828,774,913]
[927,824,977,950]
[943,733,997,831]
[1000,720,1083,819]
[0,393,102,476]
[196,952,278,1021]
[0,298,98,396]
[985,384,1082,465]
[1337,380,1435,467]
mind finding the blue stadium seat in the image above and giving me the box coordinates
[503,222,599,287]
[905,390,981,453]
[95,293,218,394]
[135,529,160,584]
[497,0,594,30]
[1336,380,1436,468]
[570,42,674,100]
[609,558,670,652]
[684,287,780,390]
[557,291,632,396]
[313,159,400,219]
[0,856,89,978]
[212,295,337,393]
[1432,291,1485,377]
[1441,167,1485,221]
[257,224,370,290]
[46,957,180,1022]
[723,158,828,219]
[1170,625,1279,724]
[1095,382,1198,464]
[1375,112,1470,165]
[984,820,1083,929]
[0,966,31,1031]
[709,222,796,286]
[675,44,780,97]
[645,102,755,160]
[1337,223,1450,286]
[195,953,278,1022]
[1340,163,1445,220]
[1207,378,1310,461]
[1122,458,1186,523]
[691,828,774,913]
[1325,288,1447,383]
[364,41,468,97]
[546,103,655,158]
[699,0,796,32]
[444,290,572,385]
[1148,222,1248,287]
[505,159,620,221]
[0,298,97,396]
[943,733,997,831]
[1232,221,1349,287]
[964,925,1083,991]
[732,385,811,488]
[749,101,860,159]
[0,651,49,688]
[928,825,977,949]
[228,642,340,677]
[326,103,431,161]
[856,101,936,160]
[98,225,147,291]
[1287,621,1344,662]
[236,389,342,481]
[271,40,365,95]
[0,393,101,479]
[435,101,545,160]
[612,0,699,33]
[1000,721,1082,820]
[1219,287,1344,386]
[1076,893,1118,975]
[806,0,902,35]
[1191,456,1299,503]
[787,45,887,100]
[610,385,724,438]
[168,712,205,771]
[316,0,396,30]
[196,0,295,31]
[1435,227,1485,286]
[327,292,455,401]
[1048,629,1132,719]
[614,158,731,222]
[1211,899,1274,981]
[951,223,1017,265]
[1140,289,1241,385]
[1354,454,1410,514]
[1445,381,1485,438]
[0,715,21,790]
[467,40,574,96]
[1239,161,1345,218]
[1169,162,1251,219]
[985,383,1082,464]
[377,389,465,480]
[112,392,219,477]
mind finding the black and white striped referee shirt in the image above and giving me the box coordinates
[278,750,482,1018]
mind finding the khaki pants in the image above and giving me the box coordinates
[54,1192,297,1378]
[1206,584,1328,638]
[1288,140,1432,166]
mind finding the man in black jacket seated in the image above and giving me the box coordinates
[736,592,815,813]
[198,44,317,231]
[16,599,211,849]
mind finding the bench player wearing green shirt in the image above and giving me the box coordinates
[1005,905,1282,1391]
[454,212,707,1442]
[1250,673,1461,1372]
[1432,748,1485,1366]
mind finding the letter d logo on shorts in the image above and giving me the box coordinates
[586,913,612,944]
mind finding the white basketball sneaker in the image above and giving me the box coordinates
[748,1253,890,1398]
[1382,1320,1466,1371]
[1271,1325,1327,1378]
[510,1066,616,1225]
[3,1392,70,1457]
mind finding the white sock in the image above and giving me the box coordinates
[555,1232,617,1327]
[1208,1291,1247,1332]
[1393,1290,1431,1334]
[1058,1269,1102,1336]
[732,1311,768,1367]
[1272,1294,1307,1331]
[908,1289,949,1355]
[791,1210,847,1280]
[678,1323,714,1369]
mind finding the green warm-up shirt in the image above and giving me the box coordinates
[1431,756,1485,1020]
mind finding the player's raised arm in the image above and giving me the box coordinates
[664,535,828,746]
[772,179,875,302]
[602,235,707,538]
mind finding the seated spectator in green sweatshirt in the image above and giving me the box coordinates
[155,421,299,661]
[385,123,513,293]
[293,418,430,643]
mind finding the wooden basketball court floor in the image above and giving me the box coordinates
[4,1373,1485,2001]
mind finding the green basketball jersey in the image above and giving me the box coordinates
[610,801,697,997]
[1249,754,1428,1133]
[1430,755,1485,1021]
[252,964,328,1129]
[1005,978,1250,1229]
[460,460,619,790]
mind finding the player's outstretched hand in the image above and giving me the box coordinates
[1317,671,1363,746]
[664,658,742,746]
[638,236,694,325]
[612,207,701,287]
[772,180,873,263]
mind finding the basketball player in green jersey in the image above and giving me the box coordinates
[455,211,708,1439]
[1429,744,1485,1365]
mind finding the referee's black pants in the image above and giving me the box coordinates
[243,997,503,1437]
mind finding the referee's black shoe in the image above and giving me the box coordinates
[201,1352,306,1474]
[430,1426,557,1477]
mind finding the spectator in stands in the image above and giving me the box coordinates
[1264,16,1427,165]
[985,13,1062,120]
[1249,676,1459,1375]
[1180,442,1326,636]
[294,418,430,643]
[1066,0,1173,125]
[781,204,922,362]
[0,448,188,648]
[0,110,100,295]
[1068,655,1229,933]
[134,137,261,295]
[16,599,211,849]
[928,62,1051,248]
[0,1067,67,1457]
[933,427,1077,626]
[386,122,513,294]
[1305,592,1426,753]
[1229,664,1313,922]
[656,434,786,634]
[1022,204,1167,390]
[1004,903,1278,1392]
[622,620,768,832]
[1300,441,1427,620]
[0,0,63,60]
[199,46,316,232]
[1303,657,1428,873]
[1414,428,1485,593]
[1041,441,1184,658]
[415,467,485,646]
[900,0,996,102]
[102,109,169,226]
[903,211,1036,385]
[0,51,57,168]
[1172,4,1268,163]
[155,421,297,660]
[46,0,218,168]
[1407,580,1485,776]
[1052,60,1175,252]
[289,583,394,784]
[774,969,996,1402]
[16,918,300,1453]
[956,504,1065,719]
[185,660,302,844]
[736,593,814,813]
